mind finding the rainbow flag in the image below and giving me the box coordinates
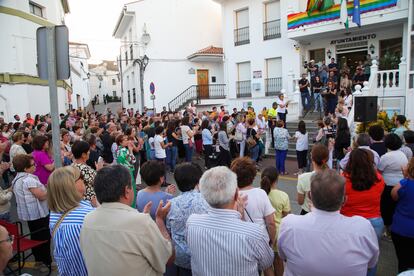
[288,0,398,30]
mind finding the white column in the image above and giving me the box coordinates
[399,57,407,91]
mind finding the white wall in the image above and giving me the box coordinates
[116,0,223,111]
[0,0,68,120]
[221,0,301,108]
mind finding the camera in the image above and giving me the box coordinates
[303,61,308,69]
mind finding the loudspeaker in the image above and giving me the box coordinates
[354,96,378,122]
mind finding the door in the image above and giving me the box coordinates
[337,50,368,77]
[197,70,209,99]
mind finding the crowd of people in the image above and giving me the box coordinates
[0,103,412,276]
[299,56,371,116]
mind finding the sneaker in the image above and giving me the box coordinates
[34,263,49,273]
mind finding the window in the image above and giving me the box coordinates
[265,58,282,96]
[379,38,402,70]
[236,62,251,98]
[29,1,44,18]
[130,45,134,61]
[234,9,250,46]
[113,91,116,97]
[112,79,116,85]
[128,90,131,104]
[263,1,281,40]
[132,88,136,104]
[309,49,326,64]
[411,35,414,71]
[125,51,128,66]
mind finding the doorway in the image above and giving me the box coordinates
[336,50,368,77]
[197,70,209,99]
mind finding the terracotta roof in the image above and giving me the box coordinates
[194,46,223,55]
[89,60,118,72]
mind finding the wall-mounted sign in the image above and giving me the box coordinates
[188,68,195,74]
[330,34,376,45]
[253,70,262,79]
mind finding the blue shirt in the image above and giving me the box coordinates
[136,190,174,219]
[392,178,414,238]
[49,200,95,276]
[202,128,213,145]
[166,190,209,269]
[187,208,274,276]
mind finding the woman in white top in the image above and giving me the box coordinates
[10,131,27,172]
[343,87,353,110]
[235,115,247,157]
[276,94,288,127]
[294,121,309,175]
[180,116,194,162]
[378,133,409,235]
[231,157,276,246]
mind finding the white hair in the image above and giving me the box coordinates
[199,166,237,208]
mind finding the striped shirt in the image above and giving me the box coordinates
[186,208,274,276]
[50,201,95,276]
[12,173,49,221]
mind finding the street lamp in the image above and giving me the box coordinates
[133,54,149,112]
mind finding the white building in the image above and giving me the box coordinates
[113,0,224,113]
[215,0,413,126]
[0,0,71,121]
[69,42,92,110]
[89,60,121,105]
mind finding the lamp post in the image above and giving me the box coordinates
[133,54,149,113]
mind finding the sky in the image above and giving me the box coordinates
[65,0,128,64]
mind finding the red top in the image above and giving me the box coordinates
[341,171,385,219]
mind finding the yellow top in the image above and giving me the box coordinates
[268,189,290,252]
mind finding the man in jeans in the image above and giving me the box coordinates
[298,73,311,113]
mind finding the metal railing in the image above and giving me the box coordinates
[234,27,250,46]
[236,80,252,98]
[168,84,226,112]
[265,77,282,96]
[263,20,281,40]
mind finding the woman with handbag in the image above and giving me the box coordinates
[246,118,260,165]
[48,166,95,276]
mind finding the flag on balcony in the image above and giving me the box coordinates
[307,0,334,14]
[353,0,361,26]
[340,0,349,28]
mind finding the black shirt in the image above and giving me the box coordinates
[166,129,178,147]
[299,79,309,93]
[353,74,366,84]
[328,63,338,73]
[101,131,114,163]
[370,142,387,157]
[313,81,323,93]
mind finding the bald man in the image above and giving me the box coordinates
[278,170,379,276]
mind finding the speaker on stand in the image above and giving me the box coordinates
[354,96,378,123]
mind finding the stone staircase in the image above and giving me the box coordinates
[267,112,322,159]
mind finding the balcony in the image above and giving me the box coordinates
[287,0,407,40]
[265,77,282,96]
[263,20,281,40]
[236,80,252,98]
[234,27,250,46]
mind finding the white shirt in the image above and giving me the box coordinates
[154,135,166,159]
[276,98,287,114]
[239,188,275,230]
[180,125,192,145]
[256,118,266,132]
[294,131,308,151]
[378,150,408,186]
[343,94,353,108]
[10,143,27,171]
[278,208,379,276]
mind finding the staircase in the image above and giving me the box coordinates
[267,112,321,159]
[168,84,226,112]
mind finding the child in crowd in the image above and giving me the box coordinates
[294,121,308,175]
[136,161,176,219]
[260,166,290,276]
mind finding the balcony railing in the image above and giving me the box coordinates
[236,80,252,98]
[263,20,281,40]
[234,27,250,46]
[168,84,226,112]
[265,77,282,96]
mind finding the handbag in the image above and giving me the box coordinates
[246,129,257,149]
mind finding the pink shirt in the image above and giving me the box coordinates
[32,150,53,185]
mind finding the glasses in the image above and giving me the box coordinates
[0,235,14,244]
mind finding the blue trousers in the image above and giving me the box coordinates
[249,144,259,162]
[276,149,288,173]
[301,92,310,110]
[166,146,177,171]
[367,217,384,276]
[183,144,193,162]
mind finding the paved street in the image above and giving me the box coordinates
[5,155,398,276]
